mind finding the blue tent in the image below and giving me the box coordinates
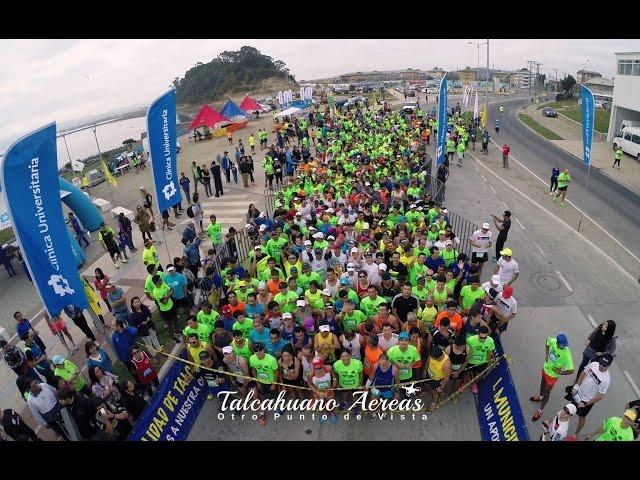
[289,100,312,110]
[220,100,246,119]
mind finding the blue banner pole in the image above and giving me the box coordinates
[0,123,88,316]
[577,85,595,232]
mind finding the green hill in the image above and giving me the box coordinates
[173,46,296,105]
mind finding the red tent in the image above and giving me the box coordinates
[188,105,230,130]
[239,95,262,112]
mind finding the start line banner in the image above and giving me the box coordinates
[128,350,208,441]
[475,335,529,441]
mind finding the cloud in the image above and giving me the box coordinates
[2,38,639,148]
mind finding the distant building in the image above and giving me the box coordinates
[576,70,602,84]
[337,69,428,83]
[510,68,533,90]
[459,67,478,82]
[607,52,640,141]
[583,76,614,95]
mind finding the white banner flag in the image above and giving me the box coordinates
[473,92,479,121]
[305,86,313,100]
[299,87,305,100]
[277,91,284,106]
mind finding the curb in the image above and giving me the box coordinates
[516,113,640,195]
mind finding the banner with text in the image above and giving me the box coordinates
[147,89,181,213]
[128,350,207,441]
[580,85,595,166]
[437,74,448,165]
[475,336,529,441]
[0,123,88,315]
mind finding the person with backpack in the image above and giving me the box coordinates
[140,187,154,217]
[186,192,204,231]
[98,222,126,269]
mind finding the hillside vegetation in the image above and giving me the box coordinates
[173,46,297,105]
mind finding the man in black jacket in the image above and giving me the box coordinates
[0,408,41,441]
[211,160,224,197]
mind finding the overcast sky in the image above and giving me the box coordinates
[2,38,639,148]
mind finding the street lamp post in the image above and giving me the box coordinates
[468,40,488,126]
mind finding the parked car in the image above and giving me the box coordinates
[402,102,419,114]
[541,107,558,118]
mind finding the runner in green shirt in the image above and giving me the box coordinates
[206,215,223,246]
[197,303,219,329]
[553,168,571,207]
[182,316,212,343]
[589,410,636,442]
[458,276,485,313]
[531,334,574,421]
[387,332,420,381]
[333,350,363,390]
[338,301,366,331]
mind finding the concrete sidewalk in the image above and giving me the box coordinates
[523,104,640,192]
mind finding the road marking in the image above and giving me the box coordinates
[481,175,487,182]
[586,314,597,328]
[489,138,640,266]
[474,165,479,173]
[467,151,640,287]
[501,201,508,208]
[623,370,640,398]
[554,270,573,293]
[532,241,545,257]
[489,186,496,194]
[514,217,526,230]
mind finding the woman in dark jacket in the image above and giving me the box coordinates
[575,320,617,380]
[127,297,161,356]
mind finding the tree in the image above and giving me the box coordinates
[560,74,576,94]
[122,139,135,150]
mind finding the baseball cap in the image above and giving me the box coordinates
[327,235,335,241]
[398,331,410,340]
[259,224,267,231]
[290,267,298,273]
[482,222,491,230]
[564,403,577,415]
[378,263,387,271]
[166,265,176,272]
[438,230,446,235]
[500,248,513,257]
[598,353,613,367]
[350,247,359,253]
[381,272,391,281]
[319,324,330,332]
[347,266,355,272]
[312,357,324,367]
[491,275,501,285]
[296,300,306,307]
[409,204,416,209]
[556,334,569,347]
[624,409,638,421]
[254,245,262,251]
[199,351,210,360]
[244,223,253,230]
[282,312,293,319]
[139,186,145,190]
[340,277,350,285]
[502,285,513,299]
[324,302,334,309]
[52,355,64,365]
[326,208,334,214]
[253,342,265,351]
[322,288,332,296]
[259,212,267,218]
[304,240,312,246]
[308,226,317,232]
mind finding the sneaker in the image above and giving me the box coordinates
[529,395,543,402]
[71,344,79,351]
[258,413,267,426]
[122,259,128,263]
[560,203,566,207]
[452,394,459,404]
[471,384,479,395]
[532,410,542,421]
[207,393,214,401]
[114,263,120,269]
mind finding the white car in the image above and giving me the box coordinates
[402,102,419,114]
[258,103,272,113]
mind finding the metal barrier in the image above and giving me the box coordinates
[446,210,478,258]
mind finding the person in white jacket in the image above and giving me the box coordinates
[26,379,69,440]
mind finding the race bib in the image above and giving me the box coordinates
[399,367,411,378]
[143,368,153,377]
[257,371,269,380]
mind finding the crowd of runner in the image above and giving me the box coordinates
[1,96,638,441]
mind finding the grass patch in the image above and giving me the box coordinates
[539,99,578,110]
[0,227,15,245]
[560,108,610,134]
[518,114,564,140]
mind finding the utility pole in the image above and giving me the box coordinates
[535,62,542,94]
[527,60,535,102]
[553,68,558,92]
[485,39,489,129]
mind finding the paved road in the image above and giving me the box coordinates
[495,100,640,261]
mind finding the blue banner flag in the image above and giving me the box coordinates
[437,75,448,165]
[147,89,181,213]
[475,336,529,441]
[0,123,88,315]
[128,350,208,441]
[580,85,595,166]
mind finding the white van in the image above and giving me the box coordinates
[613,127,640,161]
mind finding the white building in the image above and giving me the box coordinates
[511,68,533,90]
[607,52,640,141]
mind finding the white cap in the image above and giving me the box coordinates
[327,235,335,240]
[282,312,293,319]
[442,209,448,214]
[347,262,355,268]
[491,275,501,285]
[304,240,312,246]
[322,288,332,296]
[259,212,267,218]
[296,300,306,307]
[347,266,355,272]
[166,265,176,272]
[254,246,261,251]
[313,232,323,239]
[564,403,577,415]
[244,224,253,230]
[139,186,145,190]
[222,346,233,354]
[365,181,371,186]
[350,247,359,253]
[308,226,317,231]
[410,204,417,209]
[319,325,330,332]
[482,222,491,230]
[326,208,334,213]
[259,224,267,231]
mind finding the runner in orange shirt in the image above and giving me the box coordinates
[363,334,384,380]
[434,301,463,335]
